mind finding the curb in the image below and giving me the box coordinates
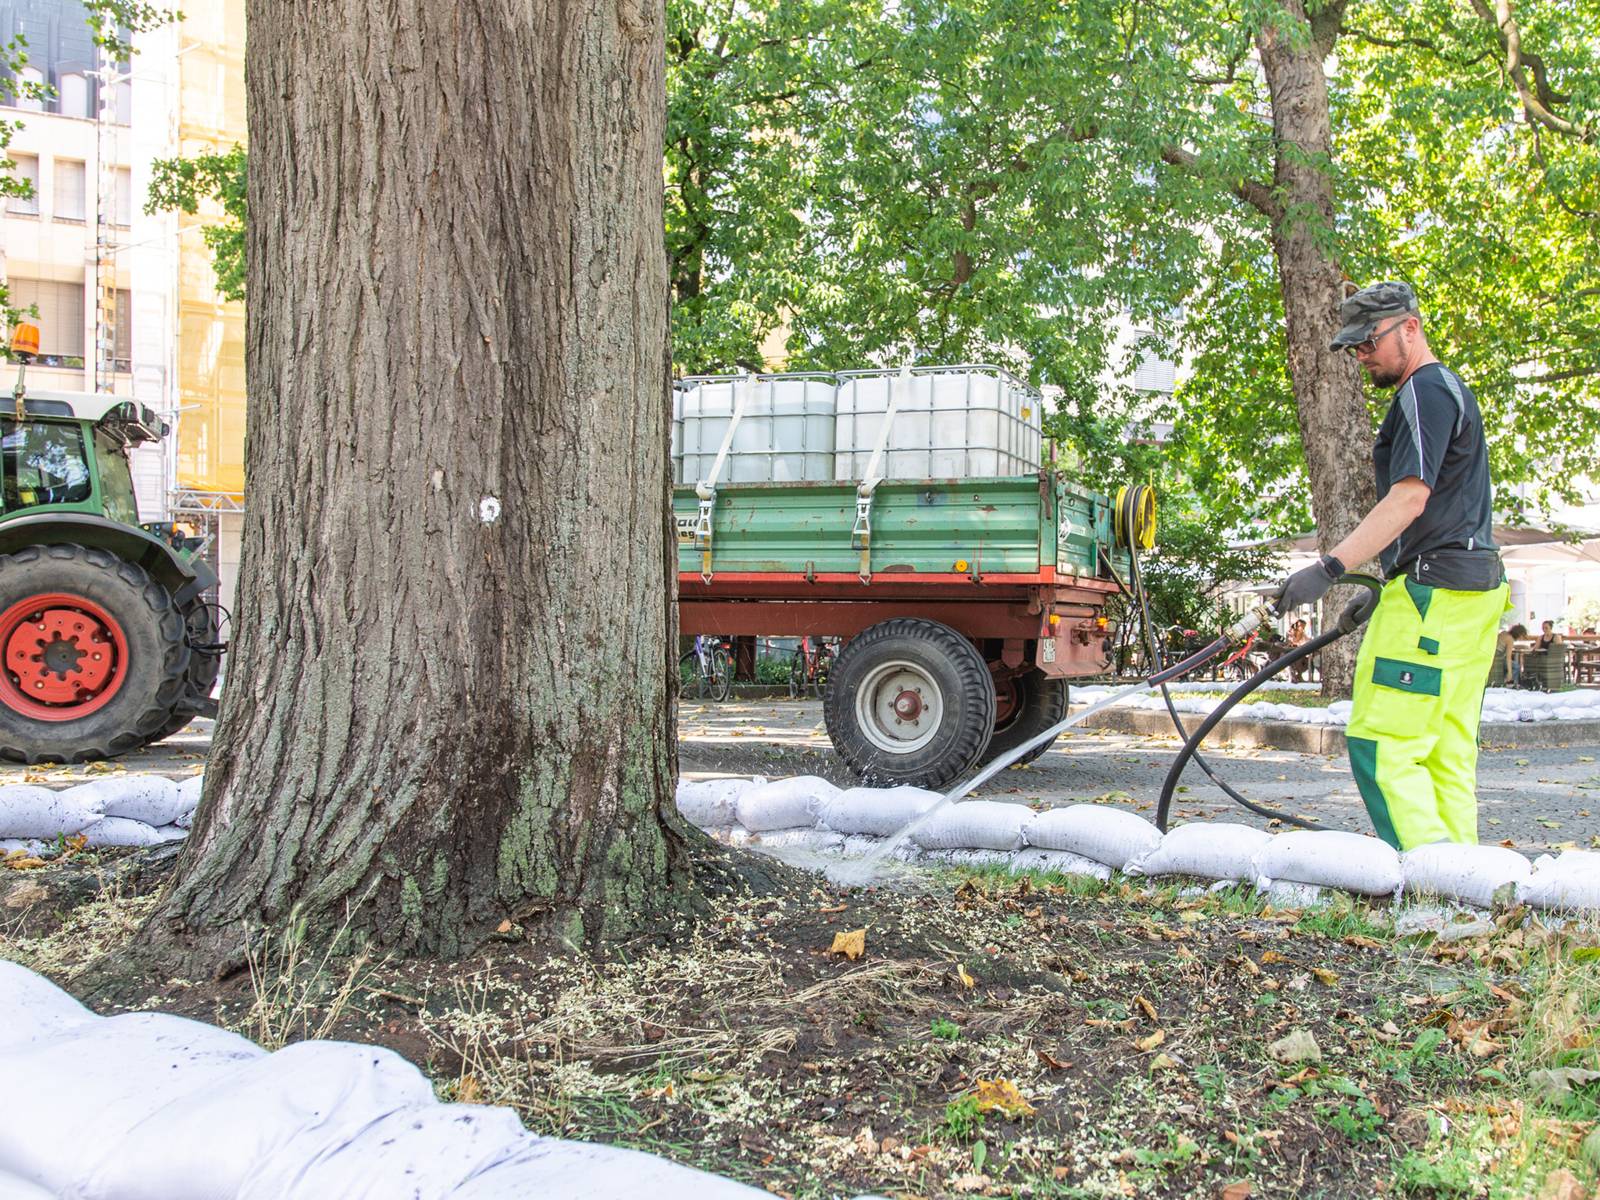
[1072,707,1600,754]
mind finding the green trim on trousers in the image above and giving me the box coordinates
[1345,574,1510,850]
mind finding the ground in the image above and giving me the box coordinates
[3,704,1598,1198]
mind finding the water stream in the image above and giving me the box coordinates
[811,680,1162,888]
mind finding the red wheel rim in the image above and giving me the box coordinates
[0,592,129,721]
[992,672,1021,727]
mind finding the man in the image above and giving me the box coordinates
[1276,281,1508,850]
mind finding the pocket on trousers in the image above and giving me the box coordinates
[1372,657,1442,696]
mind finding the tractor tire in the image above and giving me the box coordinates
[0,544,190,763]
[981,669,1068,768]
[149,595,223,742]
[823,617,995,790]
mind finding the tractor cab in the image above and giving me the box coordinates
[0,391,161,525]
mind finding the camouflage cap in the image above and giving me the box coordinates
[1329,281,1420,351]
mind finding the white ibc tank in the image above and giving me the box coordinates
[674,373,836,485]
[833,365,1043,480]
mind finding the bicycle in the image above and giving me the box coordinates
[679,635,733,702]
[787,636,835,699]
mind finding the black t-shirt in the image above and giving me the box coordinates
[1371,362,1495,576]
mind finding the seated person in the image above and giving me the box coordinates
[1538,619,1563,651]
[1286,618,1311,683]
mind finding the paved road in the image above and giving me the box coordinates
[8,703,1596,855]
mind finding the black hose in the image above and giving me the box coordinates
[1152,577,1383,832]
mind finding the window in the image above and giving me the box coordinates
[93,430,139,523]
[57,73,91,119]
[54,159,86,221]
[1132,328,1177,394]
[6,154,39,216]
[113,167,132,226]
[14,66,44,112]
[7,279,86,361]
[0,420,92,511]
[112,288,132,370]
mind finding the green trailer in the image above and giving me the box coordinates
[676,472,1143,788]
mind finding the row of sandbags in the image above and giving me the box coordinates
[0,961,769,1200]
[677,775,1600,913]
[0,774,201,854]
[1069,683,1600,727]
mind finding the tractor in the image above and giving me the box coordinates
[0,322,224,762]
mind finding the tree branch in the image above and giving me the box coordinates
[1159,143,1282,221]
[1468,0,1592,143]
[1338,24,1493,70]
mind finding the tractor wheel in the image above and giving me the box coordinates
[0,544,190,763]
[149,595,223,741]
[981,668,1068,768]
[823,618,995,790]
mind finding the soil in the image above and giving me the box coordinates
[2,837,1505,1200]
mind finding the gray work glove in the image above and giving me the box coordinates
[1275,555,1345,614]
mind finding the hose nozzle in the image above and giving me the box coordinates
[1223,604,1274,643]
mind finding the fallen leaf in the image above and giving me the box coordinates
[1267,1028,1322,1065]
[495,919,513,933]
[818,903,848,914]
[1135,1029,1167,1053]
[830,928,866,960]
[1150,1052,1181,1071]
[1135,995,1159,1021]
[1036,1047,1073,1071]
[1260,950,1290,965]
[972,1077,1036,1118]
[949,1174,991,1194]
[1537,1168,1585,1200]
[1311,967,1339,986]
[457,1075,482,1104]
[1221,1184,1253,1200]
[955,963,976,989]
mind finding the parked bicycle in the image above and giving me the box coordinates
[788,636,835,699]
[680,635,733,702]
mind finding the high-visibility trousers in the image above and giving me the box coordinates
[1345,574,1510,850]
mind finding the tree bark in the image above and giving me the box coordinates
[135,0,689,969]
[1257,0,1376,698]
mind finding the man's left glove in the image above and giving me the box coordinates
[1275,554,1345,613]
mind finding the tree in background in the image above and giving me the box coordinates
[131,0,688,973]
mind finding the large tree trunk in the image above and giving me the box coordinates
[1257,1,1376,698]
[136,0,688,969]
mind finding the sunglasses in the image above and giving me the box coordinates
[1346,318,1408,356]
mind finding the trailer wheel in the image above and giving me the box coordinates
[982,669,1068,768]
[824,618,995,789]
[0,544,190,763]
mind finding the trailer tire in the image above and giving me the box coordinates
[149,595,223,742]
[824,618,995,789]
[982,669,1068,768]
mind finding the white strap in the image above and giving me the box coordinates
[696,375,752,499]
[856,363,912,498]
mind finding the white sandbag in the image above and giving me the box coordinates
[1259,879,1325,907]
[79,816,169,847]
[1518,850,1600,912]
[1012,847,1113,881]
[674,777,760,828]
[0,960,97,1051]
[0,837,50,856]
[1127,822,1272,882]
[814,785,942,837]
[840,834,887,858]
[1400,843,1531,909]
[748,829,845,853]
[0,1012,264,1194]
[1023,805,1162,868]
[153,824,189,842]
[1253,830,1401,897]
[910,800,1030,851]
[450,1139,771,1199]
[78,1040,437,1200]
[236,1103,530,1200]
[0,1170,54,1199]
[62,775,187,827]
[734,775,837,832]
[176,773,204,809]
[0,783,103,839]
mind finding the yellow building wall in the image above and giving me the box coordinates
[174,0,247,497]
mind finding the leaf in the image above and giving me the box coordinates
[1572,947,1600,964]
[1135,995,1159,1021]
[1311,967,1339,986]
[1149,1052,1181,1071]
[955,963,976,989]
[1260,950,1290,964]
[1222,1184,1253,1200]
[1036,1047,1073,1071]
[830,928,866,961]
[971,1078,1036,1118]
[1267,1029,1322,1065]
[1135,1029,1167,1052]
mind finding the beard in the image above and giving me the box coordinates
[1366,363,1404,388]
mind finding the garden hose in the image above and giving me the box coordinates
[1152,574,1383,833]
